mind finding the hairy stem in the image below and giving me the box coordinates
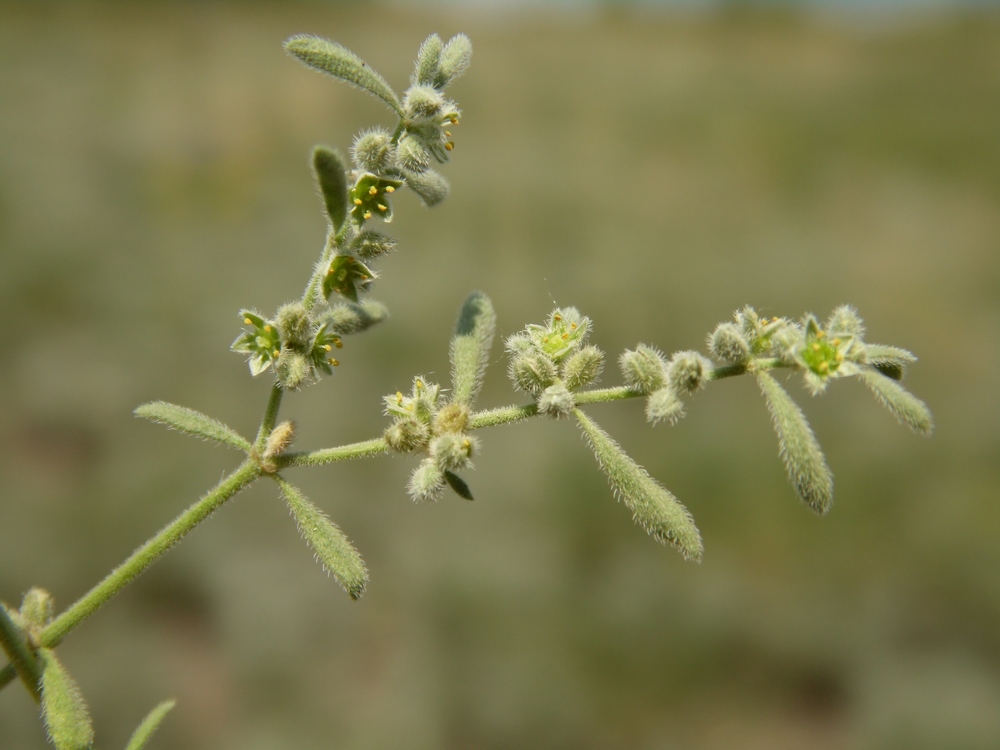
[40,461,261,649]
[254,384,285,451]
[0,605,41,702]
[302,236,338,312]
[279,438,389,469]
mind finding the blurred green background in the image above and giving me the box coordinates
[2,2,999,749]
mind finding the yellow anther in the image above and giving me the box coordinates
[570,323,577,330]
[329,359,340,367]
[368,186,378,195]
[353,198,363,206]
[445,142,454,151]
[396,392,403,403]
[562,333,570,340]
[335,340,343,349]
[542,335,550,343]
[817,330,827,338]
[324,344,332,352]
[448,115,459,124]
[445,131,452,137]
[363,210,372,219]
[835,352,844,362]
[760,317,769,325]
[385,185,395,193]
[377,203,387,211]
[818,361,829,373]
[264,325,273,333]
[832,337,842,347]
[243,317,253,325]
[812,342,822,352]
[553,314,562,321]
[272,349,280,357]
[463,439,471,450]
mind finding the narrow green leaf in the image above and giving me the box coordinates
[134,402,252,453]
[443,470,474,501]
[439,34,473,86]
[573,409,703,561]
[859,368,933,435]
[865,343,917,381]
[312,146,349,232]
[274,476,368,599]
[284,35,403,116]
[124,699,175,750]
[39,648,93,750]
[757,371,833,514]
[450,291,496,407]
[413,33,442,86]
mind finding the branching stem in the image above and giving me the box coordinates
[39,461,260,649]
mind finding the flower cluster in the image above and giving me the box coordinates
[619,346,713,425]
[383,378,478,502]
[505,307,605,418]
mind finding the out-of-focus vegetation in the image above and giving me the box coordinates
[1,3,998,749]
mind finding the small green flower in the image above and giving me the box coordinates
[232,310,282,376]
[796,315,863,394]
[524,307,591,362]
[323,254,376,303]
[349,172,404,227]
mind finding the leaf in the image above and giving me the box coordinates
[859,368,933,435]
[443,470,474,501]
[450,291,496,407]
[274,476,368,599]
[312,146,349,232]
[573,409,703,561]
[134,402,252,453]
[439,34,473,86]
[413,33,442,86]
[757,371,833,514]
[284,35,403,116]
[39,648,93,750]
[124,699,176,750]
[865,343,917,381]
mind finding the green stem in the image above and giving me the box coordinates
[0,662,16,691]
[254,384,285,451]
[0,605,41,702]
[279,437,388,468]
[468,403,538,429]
[40,461,261,649]
[302,234,338,312]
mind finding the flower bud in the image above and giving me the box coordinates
[275,302,311,349]
[430,432,476,471]
[408,458,444,502]
[509,351,557,395]
[434,403,470,434]
[275,351,312,390]
[666,351,712,396]
[396,132,430,172]
[619,345,667,394]
[709,322,750,364]
[385,417,430,453]
[351,230,397,260]
[538,383,575,419]
[351,128,395,173]
[404,84,445,117]
[562,345,604,390]
[404,168,449,207]
[646,387,685,425]
[263,420,296,458]
[20,587,54,630]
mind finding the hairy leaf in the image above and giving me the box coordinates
[450,291,496,407]
[40,648,93,750]
[125,699,176,750]
[859,368,933,435]
[134,402,251,453]
[285,35,403,115]
[275,476,368,599]
[574,409,702,561]
[444,470,474,501]
[312,146,349,232]
[757,371,833,514]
